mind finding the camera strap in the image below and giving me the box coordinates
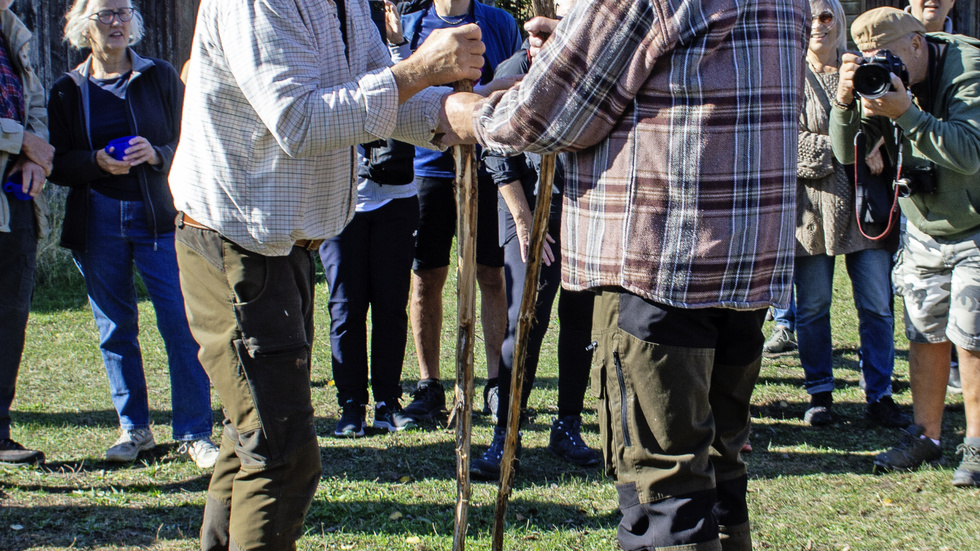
[853,129,900,241]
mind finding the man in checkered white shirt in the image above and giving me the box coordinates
[168,0,485,549]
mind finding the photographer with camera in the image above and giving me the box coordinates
[830,7,980,487]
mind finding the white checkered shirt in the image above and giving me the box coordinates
[170,0,447,256]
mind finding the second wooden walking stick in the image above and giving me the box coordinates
[452,78,479,551]
[490,154,555,551]
[491,3,558,541]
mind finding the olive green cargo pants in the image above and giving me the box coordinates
[591,291,765,551]
[176,224,322,551]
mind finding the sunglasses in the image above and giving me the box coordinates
[814,10,834,26]
[89,7,136,25]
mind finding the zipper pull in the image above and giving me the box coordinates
[585,340,598,352]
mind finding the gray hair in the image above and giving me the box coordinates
[63,0,144,50]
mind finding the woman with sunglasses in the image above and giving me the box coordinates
[47,0,219,467]
[792,0,909,429]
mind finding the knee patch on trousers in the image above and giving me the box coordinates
[616,484,721,551]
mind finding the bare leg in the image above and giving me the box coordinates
[909,341,952,440]
[477,264,506,380]
[411,266,449,381]
[958,346,980,439]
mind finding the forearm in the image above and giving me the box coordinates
[49,149,105,186]
[475,0,660,156]
[829,107,862,164]
[895,104,980,175]
[390,57,436,104]
[499,179,531,226]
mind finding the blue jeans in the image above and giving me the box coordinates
[795,249,895,403]
[772,290,795,332]
[73,190,213,441]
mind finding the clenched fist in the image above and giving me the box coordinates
[391,23,485,103]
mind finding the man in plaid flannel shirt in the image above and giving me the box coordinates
[443,0,810,548]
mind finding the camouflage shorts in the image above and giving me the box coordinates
[892,224,980,351]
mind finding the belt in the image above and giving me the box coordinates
[176,212,324,251]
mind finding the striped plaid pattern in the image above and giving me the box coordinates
[475,0,809,309]
[170,0,448,256]
[0,33,23,124]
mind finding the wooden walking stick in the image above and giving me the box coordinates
[452,78,479,551]
[492,3,557,548]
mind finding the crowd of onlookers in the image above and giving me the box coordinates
[0,0,977,549]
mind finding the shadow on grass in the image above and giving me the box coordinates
[0,498,618,550]
[12,408,223,429]
[5,461,211,495]
[0,503,204,550]
[306,497,620,536]
[311,376,564,392]
[318,436,604,488]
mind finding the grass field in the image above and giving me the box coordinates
[1,260,978,551]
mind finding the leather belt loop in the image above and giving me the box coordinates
[177,211,212,231]
[295,239,324,251]
[177,212,323,251]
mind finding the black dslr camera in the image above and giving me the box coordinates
[853,50,909,100]
[894,166,937,197]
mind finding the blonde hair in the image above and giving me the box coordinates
[814,0,848,60]
[63,0,144,50]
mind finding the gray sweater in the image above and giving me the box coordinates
[796,68,891,256]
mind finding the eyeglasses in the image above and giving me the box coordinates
[89,7,136,25]
[814,10,834,26]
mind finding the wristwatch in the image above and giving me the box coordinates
[830,94,855,112]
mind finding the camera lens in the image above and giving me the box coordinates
[853,64,892,100]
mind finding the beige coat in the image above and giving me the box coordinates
[0,8,48,237]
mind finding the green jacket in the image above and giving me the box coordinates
[830,33,980,240]
[0,8,48,236]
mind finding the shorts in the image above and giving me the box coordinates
[892,224,980,351]
[413,174,504,270]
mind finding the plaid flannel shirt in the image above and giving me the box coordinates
[170,0,448,256]
[475,0,810,309]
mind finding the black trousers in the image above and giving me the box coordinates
[0,196,36,440]
[318,196,419,406]
[496,192,593,426]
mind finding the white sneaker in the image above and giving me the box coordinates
[105,428,156,462]
[180,437,220,469]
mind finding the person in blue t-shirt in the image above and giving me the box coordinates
[400,0,521,421]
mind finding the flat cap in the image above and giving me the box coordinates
[851,7,926,51]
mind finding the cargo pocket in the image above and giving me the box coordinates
[224,246,315,461]
[228,249,311,357]
[234,339,314,465]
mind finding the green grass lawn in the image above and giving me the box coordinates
[1,261,977,550]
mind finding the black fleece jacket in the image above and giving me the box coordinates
[47,50,182,252]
